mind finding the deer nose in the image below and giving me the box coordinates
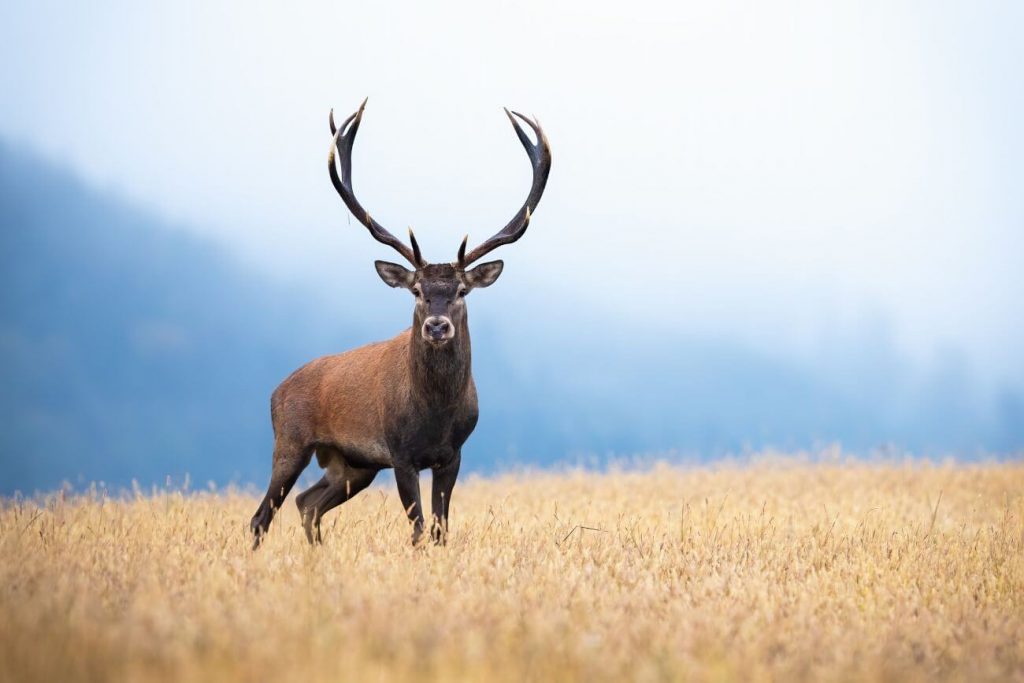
[423,317,453,341]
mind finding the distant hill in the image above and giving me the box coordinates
[1,142,1020,494]
[0,142,352,492]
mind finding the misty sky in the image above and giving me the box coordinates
[2,0,1021,391]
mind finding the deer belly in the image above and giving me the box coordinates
[314,439,392,470]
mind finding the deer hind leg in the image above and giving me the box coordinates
[295,475,330,521]
[250,438,313,549]
[299,461,378,545]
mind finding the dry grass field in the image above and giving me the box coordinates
[1,456,1022,682]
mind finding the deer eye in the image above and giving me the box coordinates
[412,288,422,298]
[457,288,467,298]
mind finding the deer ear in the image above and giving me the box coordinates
[465,260,504,289]
[375,260,415,288]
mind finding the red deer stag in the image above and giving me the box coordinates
[250,99,551,547]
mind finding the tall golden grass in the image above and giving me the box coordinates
[1,456,1022,682]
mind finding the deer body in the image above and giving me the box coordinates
[250,100,550,547]
[263,316,477,544]
[273,328,477,471]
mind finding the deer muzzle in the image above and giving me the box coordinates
[422,316,455,344]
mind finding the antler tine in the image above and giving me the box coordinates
[460,108,551,267]
[328,98,421,268]
[408,227,426,268]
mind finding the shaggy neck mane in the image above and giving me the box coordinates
[407,318,472,406]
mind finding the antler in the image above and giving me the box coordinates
[459,109,552,267]
[328,99,426,268]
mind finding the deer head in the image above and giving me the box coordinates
[328,99,551,346]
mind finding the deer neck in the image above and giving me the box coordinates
[407,319,472,406]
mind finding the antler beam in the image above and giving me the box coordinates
[458,109,552,267]
[328,99,426,268]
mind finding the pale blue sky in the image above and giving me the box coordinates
[2,0,1021,391]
